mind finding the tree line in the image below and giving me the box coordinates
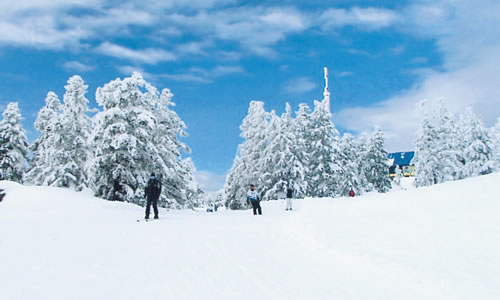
[224,100,391,209]
[412,99,500,187]
[0,73,201,208]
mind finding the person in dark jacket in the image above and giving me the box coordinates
[286,185,293,211]
[112,178,121,201]
[144,172,162,219]
[246,184,262,215]
[349,188,355,197]
[0,188,5,202]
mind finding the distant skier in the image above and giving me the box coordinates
[112,178,121,201]
[349,188,355,197]
[144,172,162,220]
[247,184,262,215]
[0,188,5,202]
[286,185,293,211]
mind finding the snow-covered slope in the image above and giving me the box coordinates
[1,174,499,300]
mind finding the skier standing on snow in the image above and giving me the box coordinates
[144,172,162,220]
[349,188,355,197]
[247,184,262,215]
[286,184,293,211]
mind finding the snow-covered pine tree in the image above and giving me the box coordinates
[307,100,341,197]
[356,133,372,192]
[154,88,200,208]
[46,76,92,190]
[338,133,362,196]
[0,102,29,182]
[224,101,270,208]
[89,72,196,206]
[261,103,306,200]
[224,156,247,209]
[89,72,160,203]
[492,118,500,171]
[458,108,494,178]
[292,103,312,197]
[180,157,203,208]
[24,92,62,185]
[257,110,282,198]
[413,100,441,187]
[365,128,391,193]
[435,101,463,182]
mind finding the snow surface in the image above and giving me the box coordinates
[1,174,500,300]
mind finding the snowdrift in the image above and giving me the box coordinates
[1,173,499,300]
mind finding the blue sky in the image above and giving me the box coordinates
[1,0,499,192]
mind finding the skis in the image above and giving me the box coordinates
[136,218,159,222]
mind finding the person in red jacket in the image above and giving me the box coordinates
[349,188,355,197]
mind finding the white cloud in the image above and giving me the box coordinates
[347,48,375,56]
[117,65,145,76]
[320,7,400,30]
[190,65,245,77]
[391,45,406,55]
[168,6,309,57]
[410,57,429,64]
[283,77,316,94]
[165,65,244,83]
[162,73,211,83]
[117,64,244,83]
[175,40,212,56]
[63,61,94,72]
[194,170,227,193]
[335,0,500,152]
[95,42,176,64]
[336,71,353,78]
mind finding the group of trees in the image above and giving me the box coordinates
[224,99,391,209]
[412,99,500,187]
[0,73,201,208]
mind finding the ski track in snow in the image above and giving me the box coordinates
[1,174,500,300]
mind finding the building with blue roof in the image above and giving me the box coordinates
[387,152,415,177]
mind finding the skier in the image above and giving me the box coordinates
[144,172,162,220]
[246,184,262,215]
[112,178,121,201]
[0,188,5,202]
[349,188,355,197]
[286,185,293,211]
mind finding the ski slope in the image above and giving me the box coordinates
[1,174,500,300]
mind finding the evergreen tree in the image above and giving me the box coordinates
[307,100,341,197]
[356,133,372,192]
[48,76,92,190]
[24,92,62,185]
[459,108,494,177]
[261,103,306,200]
[257,110,282,199]
[180,157,202,208]
[89,72,161,203]
[413,100,452,187]
[292,103,312,197]
[0,102,29,182]
[154,88,200,207]
[225,101,270,208]
[338,133,362,196]
[413,110,441,187]
[435,102,463,182]
[89,72,197,206]
[224,156,247,209]
[492,118,500,171]
[365,128,391,193]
